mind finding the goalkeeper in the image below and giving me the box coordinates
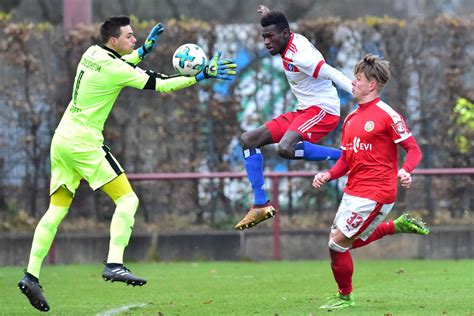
[18,15,237,313]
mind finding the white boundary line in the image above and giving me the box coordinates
[96,303,147,316]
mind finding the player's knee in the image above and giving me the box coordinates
[328,238,349,253]
[39,205,69,229]
[240,131,253,149]
[277,143,294,159]
[114,191,139,216]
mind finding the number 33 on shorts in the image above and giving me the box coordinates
[334,193,394,239]
[346,212,363,229]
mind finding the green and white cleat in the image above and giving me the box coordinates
[319,293,355,309]
[394,213,430,235]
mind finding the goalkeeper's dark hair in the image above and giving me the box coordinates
[100,16,131,44]
[354,54,390,91]
[260,10,290,32]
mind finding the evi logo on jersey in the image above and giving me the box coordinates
[352,137,373,153]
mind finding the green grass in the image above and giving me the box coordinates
[1,260,472,315]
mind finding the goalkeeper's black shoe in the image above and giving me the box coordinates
[102,263,147,286]
[18,270,50,312]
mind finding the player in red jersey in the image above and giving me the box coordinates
[312,54,430,309]
[235,5,353,230]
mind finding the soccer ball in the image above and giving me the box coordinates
[172,43,207,76]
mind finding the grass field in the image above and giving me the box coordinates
[1,260,472,315]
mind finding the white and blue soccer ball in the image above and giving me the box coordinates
[172,43,207,76]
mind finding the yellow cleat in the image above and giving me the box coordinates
[234,202,277,230]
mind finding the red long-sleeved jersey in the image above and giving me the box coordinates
[329,97,422,203]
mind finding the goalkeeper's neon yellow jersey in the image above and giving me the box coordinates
[55,45,196,146]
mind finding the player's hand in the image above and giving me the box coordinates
[195,51,237,82]
[257,5,270,16]
[138,23,165,59]
[313,172,331,189]
[398,168,412,188]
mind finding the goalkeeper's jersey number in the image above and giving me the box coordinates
[73,70,85,105]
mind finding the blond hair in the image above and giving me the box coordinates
[354,54,390,91]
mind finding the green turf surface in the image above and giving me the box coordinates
[1,260,472,315]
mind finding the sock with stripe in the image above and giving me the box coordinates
[243,148,267,206]
[294,141,341,161]
[351,221,395,249]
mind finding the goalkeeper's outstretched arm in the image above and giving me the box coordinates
[141,51,238,93]
[142,71,197,93]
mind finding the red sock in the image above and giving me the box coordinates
[351,221,395,249]
[330,249,353,295]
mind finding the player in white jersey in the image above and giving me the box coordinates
[235,6,353,230]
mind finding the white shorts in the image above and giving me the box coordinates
[332,193,394,241]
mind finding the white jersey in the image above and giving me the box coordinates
[281,33,351,115]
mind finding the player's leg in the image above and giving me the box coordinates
[321,195,399,309]
[351,212,429,249]
[320,195,357,309]
[321,194,385,309]
[351,221,395,249]
[26,186,73,278]
[240,125,273,206]
[286,106,341,161]
[99,173,146,286]
[75,144,145,286]
[19,134,78,312]
[320,228,355,309]
[294,141,342,160]
[100,173,138,264]
[18,186,73,313]
[279,129,341,161]
[235,125,277,230]
[277,130,303,159]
